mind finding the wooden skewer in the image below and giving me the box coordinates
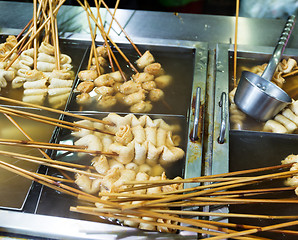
[107,43,127,80]
[283,69,298,78]
[119,178,251,194]
[17,18,33,40]
[70,206,214,236]
[0,96,114,126]
[3,0,66,70]
[77,194,251,222]
[124,177,243,185]
[0,160,78,197]
[33,0,38,70]
[40,0,50,43]
[107,36,139,73]
[152,209,298,220]
[97,192,165,199]
[204,220,298,240]
[54,17,61,70]
[204,186,296,196]
[92,0,115,72]
[129,209,267,240]
[121,169,298,210]
[139,209,274,240]
[195,219,298,236]
[233,0,240,88]
[105,0,120,36]
[0,159,119,205]
[121,174,293,194]
[120,178,262,194]
[147,200,245,208]
[0,149,103,178]
[4,113,73,181]
[0,138,83,150]
[96,190,298,205]
[85,0,101,75]
[1,158,121,208]
[0,138,116,156]
[190,196,298,204]
[2,28,33,63]
[0,105,115,135]
[49,0,58,70]
[71,206,254,239]
[78,0,138,74]
[87,43,94,70]
[86,0,99,70]
[83,1,126,80]
[124,163,293,186]
[163,174,293,196]
[100,0,142,57]
[90,0,126,79]
[0,108,77,132]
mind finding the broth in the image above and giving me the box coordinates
[0,110,58,209]
[68,44,195,116]
[36,113,187,220]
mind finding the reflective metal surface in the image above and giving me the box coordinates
[1,1,298,239]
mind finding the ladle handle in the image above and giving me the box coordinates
[261,15,296,82]
[192,87,201,141]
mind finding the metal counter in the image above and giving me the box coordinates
[0,1,298,239]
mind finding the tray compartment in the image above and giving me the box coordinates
[229,130,298,240]
[36,112,188,220]
[67,43,196,115]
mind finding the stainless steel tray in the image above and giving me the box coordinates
[67,42,196,116]
[209,44,298,240]
[0,38,208,240]
[212,43,298,176]
[229,130,298,240]
[37,113,187,219]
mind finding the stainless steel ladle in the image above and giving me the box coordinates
[234,15,296,121]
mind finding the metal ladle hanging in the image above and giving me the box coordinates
[234,15,295,121]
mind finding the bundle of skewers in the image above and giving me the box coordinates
[0,95,296,239]
[74,0,173,112]
[0,141,298,238]
[0,0,75,108]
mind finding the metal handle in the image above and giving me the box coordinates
[192,87,201,141]
[218,92,227,144]
[262,15,296,81]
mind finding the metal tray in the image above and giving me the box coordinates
[0,38,208,240]
[36,112,187,219]
[229,130,298,240]
[212,44,298,177]
[67,42,197,116]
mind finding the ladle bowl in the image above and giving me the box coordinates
[234,71,292,121]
